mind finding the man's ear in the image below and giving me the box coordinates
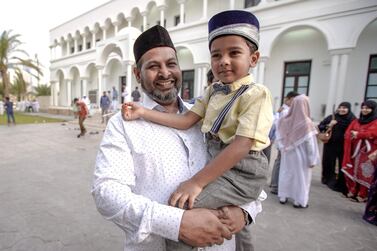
[133,66,141,83]
[250,51,260,68]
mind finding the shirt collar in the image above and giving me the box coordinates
[142,93,190,114]
[219,74,255,92]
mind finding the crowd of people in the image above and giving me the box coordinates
[269,93,377,225]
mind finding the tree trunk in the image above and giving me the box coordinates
[0,68,10,97]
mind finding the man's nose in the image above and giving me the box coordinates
[158,64,171,78]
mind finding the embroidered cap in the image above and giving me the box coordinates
[208,10,260,49]
[133,25,176,63]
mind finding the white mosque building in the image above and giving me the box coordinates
[49,0,377,120]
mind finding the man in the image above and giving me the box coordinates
[112,86,119,111]
[100,91,111,124]
[270,91,299,194]
[4,97,16,125]
[73,98,88,138]
[92,25,263,251]
[131,86,141,102]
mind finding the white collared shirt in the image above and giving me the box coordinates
[92,94,264,251]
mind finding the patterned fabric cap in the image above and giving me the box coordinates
[208,10,260,49]
[133,25,176,63]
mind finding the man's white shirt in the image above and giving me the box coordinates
[92,94,264,251]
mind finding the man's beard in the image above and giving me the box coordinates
[145,87,179,105]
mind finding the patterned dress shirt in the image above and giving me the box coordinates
[92,95,265,251]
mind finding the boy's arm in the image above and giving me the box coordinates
[142,110,201,130]
[123,102,201,130]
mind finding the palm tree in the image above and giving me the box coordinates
[34,84,51,96]
[0,30,43,97]
[11,69,28,101]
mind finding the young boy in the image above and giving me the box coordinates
[124,10,273,250]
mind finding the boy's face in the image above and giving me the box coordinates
[210,35,259,84]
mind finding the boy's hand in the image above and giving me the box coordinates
[169,179,203,209]
[122,102,143,121]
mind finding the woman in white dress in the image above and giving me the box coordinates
[276,94,320,208]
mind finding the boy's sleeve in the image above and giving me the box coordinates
[236,85,273,145]
[190,86,212,118]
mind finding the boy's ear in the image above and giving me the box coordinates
[250,51,260,68]
[133,67,141,83]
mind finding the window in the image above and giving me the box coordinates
[86,42,91,49]
[181,70,195,101]
[244,0,261,8]
[174,15,180,26]
[365,54,377,101]
[157,19,167,27]
[70,47,75,54]
[78,44,83,52]
[282,61,311,102]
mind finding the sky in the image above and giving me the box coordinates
[0,0,109,84]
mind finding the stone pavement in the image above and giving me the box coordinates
[0,119,376,251]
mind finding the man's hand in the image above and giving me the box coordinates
[122,102,144,121]
[217,206,246,234]
[179,208,232,247]
[169,179,203,209]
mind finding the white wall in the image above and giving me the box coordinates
[344,19,377,116]
[265,27,329,120]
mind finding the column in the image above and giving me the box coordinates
[194,63,210,97]
[178,0,186,26]
[336,53,350,106]
[50,81,55,106]
[325,49,352,115]
[92,32,96,48]
[102,26,107,40]
[201,65,209,95]
[141,11,148,31]
[158,5,166,27]
[126,17,133,27]
[67,40,71,55]
[81,77,88,97]
[66,79,72,106]
[114,21,120,35]
[124,60,134,102]
[194,66,202,98]
[229,0,235,10]
[82,35,87,51]
[201,0,208,20]
[256,57,268,84]
[96,65,104,104]
[74,38,78,54]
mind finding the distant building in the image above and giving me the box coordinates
[49,0,377,120]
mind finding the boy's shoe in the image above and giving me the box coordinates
[279,198,287,204]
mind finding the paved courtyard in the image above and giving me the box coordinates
[0,119,376,251]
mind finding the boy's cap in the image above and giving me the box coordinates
[133,25,176,63]
[208,10,260,49]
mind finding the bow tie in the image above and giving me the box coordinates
[212,83,231,95]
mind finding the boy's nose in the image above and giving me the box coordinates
[220,56,230,66]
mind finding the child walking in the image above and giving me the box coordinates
[124,10,273,250]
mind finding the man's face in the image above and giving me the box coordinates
[210,35,259,84]
[134,47,182,105]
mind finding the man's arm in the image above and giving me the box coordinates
[92,114,230,245]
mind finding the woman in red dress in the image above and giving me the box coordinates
[342,100,377,202]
